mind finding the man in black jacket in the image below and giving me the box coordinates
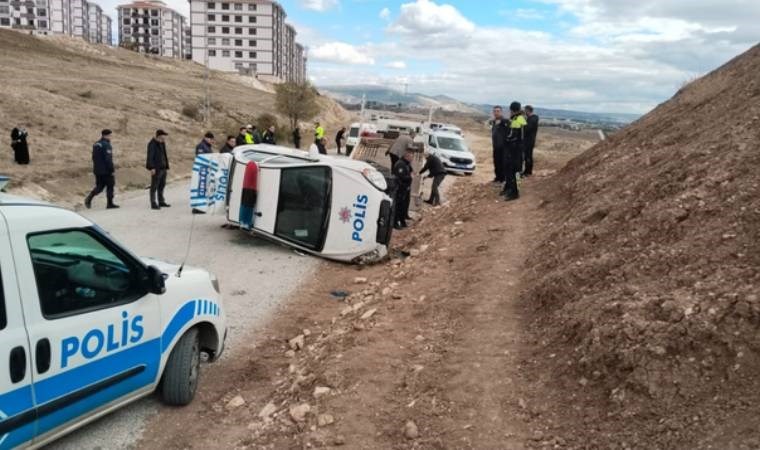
[393,148,414,229]
[491,106,509,183]
[420,152,446,206]
[10,127,30,164]
[523,105,539,176]
[147,129,170,210]
[85,129,119,209]
[235,127,248,146]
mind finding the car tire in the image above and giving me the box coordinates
[160,328,200,406]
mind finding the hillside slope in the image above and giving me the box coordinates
[523,44,760,446]
[0,30,350,204]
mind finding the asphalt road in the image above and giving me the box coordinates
[47,182,318,449]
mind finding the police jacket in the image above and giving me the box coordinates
[195,140,212,156]
[92,138,114,175]
[491,118,509,149]
[420,154,446,177]
[263,131,276,145]
[393,159,413,190]
[525,114,539,144]
[220,143,235,154]
[506,113,527,144]
[236,134,247,146]
[146,139,169,170]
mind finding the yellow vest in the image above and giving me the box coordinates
[315,126,325,139]
[244,133,254,144]
[510,115,527,128]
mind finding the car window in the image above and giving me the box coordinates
[0,266,6,330]
[27,229,145,319]
[275,167,332,250]
[349,127,359,138]
[428,135,436,147]
[436,137,467,152]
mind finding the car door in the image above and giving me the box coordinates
[10,224,162,442]
[273,166,332,251]
[0,213,36,449]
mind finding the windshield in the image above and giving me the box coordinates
[349,127,360,138]
[436,136,468,152]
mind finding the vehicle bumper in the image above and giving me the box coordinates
[443,163,476,175]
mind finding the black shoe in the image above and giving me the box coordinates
[424,199,434,205]
[107,203,120,209]
[84,196,92,209]
[151,204,160,210]
[159,202,171,208]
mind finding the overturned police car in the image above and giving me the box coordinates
[190,145,395,263]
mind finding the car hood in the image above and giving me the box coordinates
[140,257,206,277]
[437,148,475,160]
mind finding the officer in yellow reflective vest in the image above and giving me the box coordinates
[314,122,326,154]
[502,101,527,201]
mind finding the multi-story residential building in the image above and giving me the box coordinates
[87,1,101,42]
[100,12,111,44]
[294,42,306,84]
[117,0,185,58]
[183,24,191,59]
[188,0,306,83]
[0,0,51,33]
[49,0,72,34]
[70,0,89,39]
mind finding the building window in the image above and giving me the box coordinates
[234,27,242,34]
[221,26,229,33]
[248,39,255,46]
[221,37,229,45]
[248,51,256,58]
[222,49,229,57]
[122,18,130,24]
[207,25,215,32]
[208,49,216,56]
[208,37,216,44]
[38,20,47,28]
[207,14,214,21]
[150,10,157,16]
[38,8,46,16]
[234,15,241,23]
[150,19,158,26]
[247,3,256,11]
[248,15,256,23]
[0,18,9,26]
[221,14,229,21]
[233,3,241,10]
[247,28,255,35]
[234,39,242,46]
[221,2,229,9]
[151,29,158,35]
[207,2,215,9]
[234,51,242,58]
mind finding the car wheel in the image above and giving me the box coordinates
[160,328,200,406]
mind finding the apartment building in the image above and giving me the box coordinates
[86,0,100,42]
[1,0,113,45]
[0,0,52,33]
[117,0,185,58]
[188,0,307,83]
[100,11,111,44]
[183,25,191,59]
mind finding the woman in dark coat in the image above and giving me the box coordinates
[11,127,30,164]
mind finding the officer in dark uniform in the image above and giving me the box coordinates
[420,151,446,206]
[85,129,119,209]
[146,129,170,210]
[491,106,509,183]
[523,105,540,176]
[502,102,527,201]
[393,148,414,229]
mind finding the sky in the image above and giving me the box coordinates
[101,0,760,114]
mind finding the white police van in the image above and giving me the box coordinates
[423,130,477,175]
[0,193,226,449]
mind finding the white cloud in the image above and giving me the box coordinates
[388,0,475,46]
[299,0,339,12]
[386,60,407,69]
[310,42,375,65]
[379,7,391,20]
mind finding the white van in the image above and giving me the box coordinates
[0,193,226,449]
[190,145,395,264]
[424,130,477,175]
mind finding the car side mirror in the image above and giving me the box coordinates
[146,265,166,295]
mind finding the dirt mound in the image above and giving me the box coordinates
[523,44,760,445]
[0,29,350,204]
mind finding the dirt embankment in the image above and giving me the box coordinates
[135,127,594,449]
[518,44,760,447]
[0,30,350,205]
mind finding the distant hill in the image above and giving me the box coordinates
[320,85,640,125]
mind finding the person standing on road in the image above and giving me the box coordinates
[263,125,276,144]
[292,126,301,149]
[491,106,509,183]
[220,135,236,153]
[195,132,215,156]
[502,101,527,201]
[335,127,346,155]
[393,148,414,230]
[146,129,171,210]
[523,105,539,176]
[10,127,30,164]
[388,131,415,168]
[84,129,119,209]
[314,122,326,153]
[236,127,249,146]
[420,151,446,206]
[251,125,263,144]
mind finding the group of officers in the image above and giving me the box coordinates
[491,102,539,201]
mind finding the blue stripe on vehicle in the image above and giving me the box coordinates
[161,300,197,354]
[0,385,36,449]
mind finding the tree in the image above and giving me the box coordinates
[275,82,320,132]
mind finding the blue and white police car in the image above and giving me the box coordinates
[0,193,226,449]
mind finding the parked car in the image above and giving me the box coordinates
[0,192,226,449]
[345,122,377,156]
[423,130,477,175]
[190,145,395,264]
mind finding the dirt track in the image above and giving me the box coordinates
[132,128,594,449]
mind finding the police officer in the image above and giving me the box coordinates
[314,122,326,154]
[491,106,508,183]
[523,105,540,176]
[420,151,446,206]
[502,101,527,201]
[85,129,119,209]
[146,129,170,210]
[393,148,414,229]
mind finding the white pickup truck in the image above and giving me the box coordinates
[0,192,226,449]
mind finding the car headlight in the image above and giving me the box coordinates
[362,168,388,191]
